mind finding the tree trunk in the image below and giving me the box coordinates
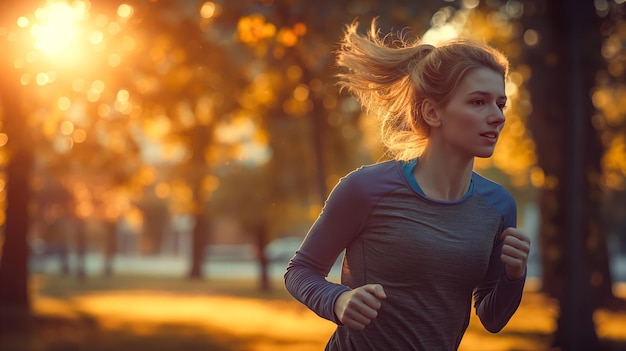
[554,1,599,349]
[0,51,33,315]
[140,201,169,255]
[75,219,87,280]
[103,220,117,277]
[522,0,613,311]
[521,0,610,349]
[0,150,33,331]
[255,220,270,292]
[0,146,34,310]
[309,91,328,204]
[188,212,207,279]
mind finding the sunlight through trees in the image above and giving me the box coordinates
[0,0,625,349]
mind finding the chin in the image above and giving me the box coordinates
[475,151,495,158]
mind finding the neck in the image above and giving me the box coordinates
[413,145,474,201]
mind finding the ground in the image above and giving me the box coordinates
[1,275,625,351]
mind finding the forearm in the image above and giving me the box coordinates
[474,272,526,333]
[284,261,350,323]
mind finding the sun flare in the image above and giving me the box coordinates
[28,1,89,58]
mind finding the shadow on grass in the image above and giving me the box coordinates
[1,313,332,351]
[1,312,248,351]
[3,312,626,351]
[493,329,626,351]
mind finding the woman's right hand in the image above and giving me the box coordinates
[334,284,386,330]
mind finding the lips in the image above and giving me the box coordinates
[481,131,499,141]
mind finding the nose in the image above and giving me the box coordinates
[488,104,505,127]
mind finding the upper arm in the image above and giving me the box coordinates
[291,172,374,275]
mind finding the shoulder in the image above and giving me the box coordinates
[330,160,405,202]
[343,160,401,182]
[471,172,517,218]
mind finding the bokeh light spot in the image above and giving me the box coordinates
[0,133,8,147]
[58,97,71,111]
[293,84,309,102]
[17,16,29,28]
[523,29,539,46]
[73,129,87,143]
[200,2,217,19]
[118,4,134,19]
[60,121,75,136]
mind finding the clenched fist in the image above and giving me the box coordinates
[334,284,386,330]
[500,227,531,280]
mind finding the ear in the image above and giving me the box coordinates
[420,99,441,128]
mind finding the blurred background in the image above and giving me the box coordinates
[0,0,625,350]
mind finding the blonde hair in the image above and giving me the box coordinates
[336,20,510,161]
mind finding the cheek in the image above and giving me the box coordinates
[445,109,479,133]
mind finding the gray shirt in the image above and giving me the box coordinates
[284,159,525,350]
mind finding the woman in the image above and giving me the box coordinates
[284,20,531,350]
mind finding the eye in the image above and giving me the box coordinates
[472,99,486,106]
[497,102,507,111]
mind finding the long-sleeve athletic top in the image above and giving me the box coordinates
[284,159,526,351]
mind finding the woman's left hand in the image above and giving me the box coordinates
[500,227,531,280]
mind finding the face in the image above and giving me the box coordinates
[434,67,507,159]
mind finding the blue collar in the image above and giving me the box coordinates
[401,158,474,201]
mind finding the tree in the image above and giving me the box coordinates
[0,63,34,314]
[18,0,145,279]
[0,0,36,318]
[116,0,251,278]
[519,0,616,349]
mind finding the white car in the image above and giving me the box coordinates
[264,237,303,262]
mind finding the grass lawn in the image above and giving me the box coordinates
[0,274,625,351]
